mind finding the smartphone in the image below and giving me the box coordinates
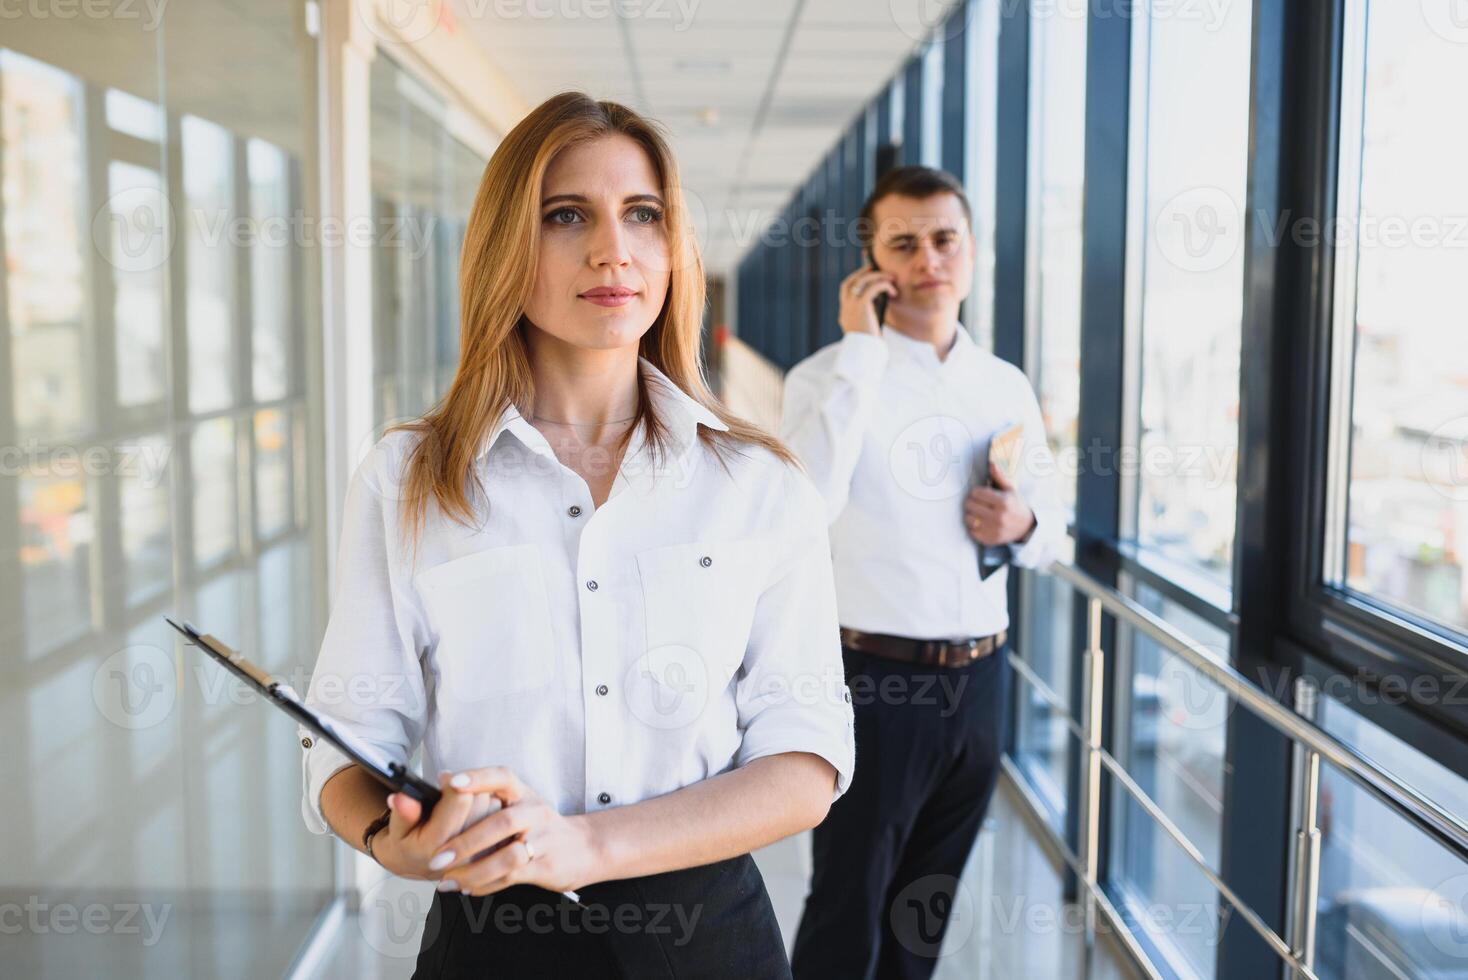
[865,249,889,326]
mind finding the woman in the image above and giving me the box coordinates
[299,92,855,978]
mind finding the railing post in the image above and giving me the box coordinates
[1287,677,1322,980]
[1076,597,1106,949]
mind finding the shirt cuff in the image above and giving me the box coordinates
[1009,508,1050,569]
[300,725,355,836]
[832,331,889,387]
[734,696,857,804]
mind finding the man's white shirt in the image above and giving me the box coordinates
[780,323,1067,640]
[299,357,855,834]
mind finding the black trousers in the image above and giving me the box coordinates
[791,643,1009,980]
[412,852,790,979]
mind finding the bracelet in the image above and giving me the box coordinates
[362,807,392,863]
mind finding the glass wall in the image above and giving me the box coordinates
[1113,584,1231,979]
[0,6,330,977]
[1315,697,1468,978]
[1126,0,1252,592]
[1330,0,1468,637]
[369,53,487,433]
[1023,0,1087,520]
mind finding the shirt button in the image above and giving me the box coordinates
[597,792,611,805]
[586,579,598,591]
[843,690,852,704]
[700,555,712,568]
[595,684,609,696]
[568,505,582,517]
[301,736,313,749]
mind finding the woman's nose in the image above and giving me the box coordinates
[589,221,632,268]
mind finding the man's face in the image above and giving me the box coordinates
[868,192,976,315]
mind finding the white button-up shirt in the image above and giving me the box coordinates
[300,357,856,834]
[780,323,1067,640]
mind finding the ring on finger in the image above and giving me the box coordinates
[523,838,537,862]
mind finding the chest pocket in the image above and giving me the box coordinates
[414,544,556,703]
[635,540,764,687]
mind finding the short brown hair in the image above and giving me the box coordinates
[856,165,972,249]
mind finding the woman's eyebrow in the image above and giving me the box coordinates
[541,192,666,208]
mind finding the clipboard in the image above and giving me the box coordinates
[165,617,443,813]
[165,617,584,905]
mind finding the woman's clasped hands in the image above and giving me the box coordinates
[370,767,603,898]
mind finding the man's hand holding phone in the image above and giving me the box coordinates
[837,258,896,337]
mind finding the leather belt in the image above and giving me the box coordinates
[839,627,1007,669]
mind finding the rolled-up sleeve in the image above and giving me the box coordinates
[299,448,430,835]
[732,473,856,803]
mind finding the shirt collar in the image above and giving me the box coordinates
[475,355,728,461]
[880,321,972,364]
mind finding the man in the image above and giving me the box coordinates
[783,166,1065,979]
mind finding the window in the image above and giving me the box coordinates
[1024,2,1087,518]
[1314,697,1468,978]
[1113,583,1231,979]
[1126,0,1252,588]
[369,54,487,431]
[1327,0,1468,638]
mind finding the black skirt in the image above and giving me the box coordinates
[411,853,792,979]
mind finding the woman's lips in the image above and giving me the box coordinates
[579,287,637,307]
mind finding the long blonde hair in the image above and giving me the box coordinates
[389,91,795,552]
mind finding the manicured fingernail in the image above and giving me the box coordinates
[450,773,470,789]
[428,851,456,872]
[436,879,459,893]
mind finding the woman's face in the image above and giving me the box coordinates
[522,133,672,352]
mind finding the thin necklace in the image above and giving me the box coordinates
[530,412,638,426]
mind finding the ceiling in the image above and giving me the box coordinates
[446,0,960,276]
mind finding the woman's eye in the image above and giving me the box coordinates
[630,205,663,224]
[546,207,581,225]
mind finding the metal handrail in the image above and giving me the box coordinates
[1005,562,1468,980]
[1046,562,1468,863]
